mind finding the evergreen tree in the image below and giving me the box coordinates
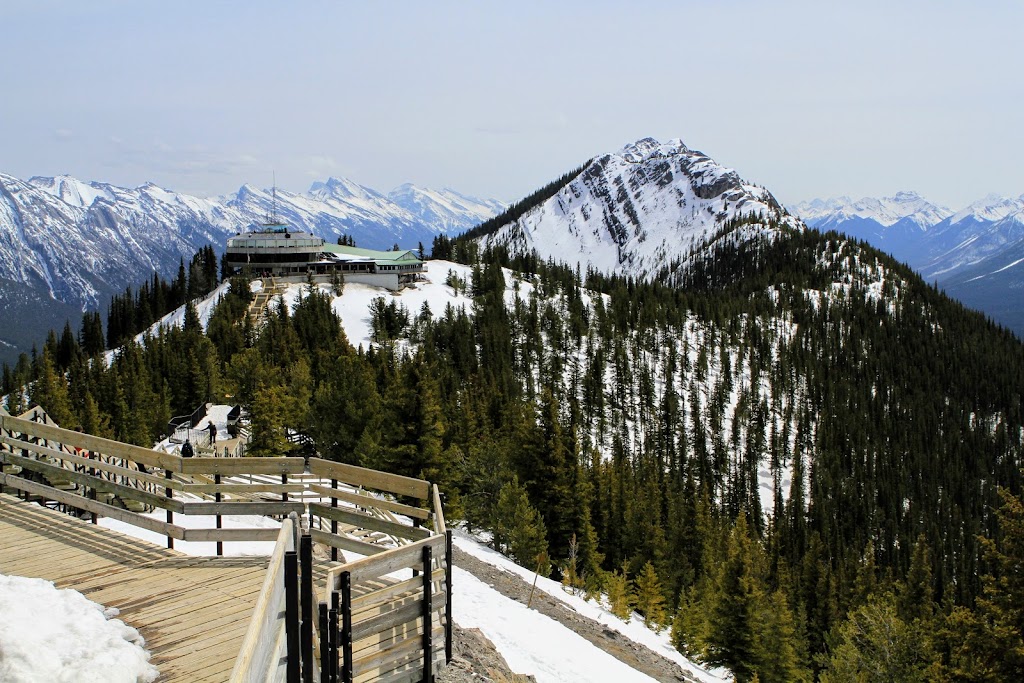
[606,563,635,622]
[705,515,762,681]
[247,384,294,457]
[634,561,668,632]
[821,593,934,683]
[492,475,549,571]
[939,488,1024,680]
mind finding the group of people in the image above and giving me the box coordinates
[179,422,218,458]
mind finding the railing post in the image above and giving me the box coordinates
[300,533,313,683]
[422,544,434,682]
[413,518,422,577]
[165,469,173,549]
[285,548,300,683]
[319,602,332,683]
[282,472,288,502]
[331,478,338,562]
[445,529,453,663]
[88,451,97,524]
[340,573,352,683]
[215,473,222,556]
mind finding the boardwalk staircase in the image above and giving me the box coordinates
[0,407,451,683]
[247,277,285,327]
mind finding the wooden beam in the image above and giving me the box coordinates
[0,415,180,471]
[350,568,445,611]
[308,458,429,500]
[178,456,306,476]
[181,482,305,495]
[228,519,294,683]
[0,474,185,540]
[307,484,431,521]
[182,527,284,543]
[308,503,431,542]
[181,501,305,517]
[326,535,445,587]
[1,450,185,513]
[309,528,388,558]
[0,434,179,491]
[431,484,446,535]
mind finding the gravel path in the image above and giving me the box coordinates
[446,547,700,683]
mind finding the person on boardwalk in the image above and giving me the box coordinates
[181,439,194,458]
[207,421,217,447]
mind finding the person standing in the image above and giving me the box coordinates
[207,421,217,447]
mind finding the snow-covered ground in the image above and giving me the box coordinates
[0,574,159,683]
[99,511,281,557]
[4,502,721,682]
[453,530,728,683]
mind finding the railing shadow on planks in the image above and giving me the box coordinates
[0,411,451,683]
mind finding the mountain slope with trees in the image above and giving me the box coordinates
[5,140,1023,681]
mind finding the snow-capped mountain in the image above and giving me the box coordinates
[792,191,1024,336]
[790,192,953,266]
[792,192,952,230]
[477,137,802,281]
[0,172,503,365]
[388,184,505,234]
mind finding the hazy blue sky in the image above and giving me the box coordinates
[3,1,1021,208]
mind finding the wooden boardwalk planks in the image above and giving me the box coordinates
[0,494,270,682]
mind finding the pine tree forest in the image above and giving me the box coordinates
[3,223,1024,682]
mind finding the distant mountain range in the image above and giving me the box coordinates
[790,192,1024,337]
[0,172,504,365]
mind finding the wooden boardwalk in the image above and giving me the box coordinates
[0,494,270,682]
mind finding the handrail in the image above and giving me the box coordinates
[229,515,296,683]
[1,407,452,681]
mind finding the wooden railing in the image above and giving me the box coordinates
[0,411,452,682]
[317,478,451,683]
[230,514,299,683]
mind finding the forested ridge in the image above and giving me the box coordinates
[3,216,1023,681]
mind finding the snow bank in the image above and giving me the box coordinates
[0,574,159,683]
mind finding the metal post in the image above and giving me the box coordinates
[330,591,340,683]
[88,451,98,524]
[412,518,421,577]
[165,469,173,548]
[300,533,313,683]
[445,530,453,663]
[215,473,222,556]
[285,550,300,683]
[340,573,352,683]
[282,472,288,502]
[319,602,332,683]
[422,544,434,682]
[331,478,338,562]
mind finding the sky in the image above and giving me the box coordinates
[2,1,1022,208]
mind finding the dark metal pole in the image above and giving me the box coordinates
[340,573,352,683]
[300,533,313,683]
[412,518,421,577]
[422,544,434,682]
[285,550,300,683]
[282,471,288,502]
[330,591,341,683]
[165,469,173,548]
[319,602,331,683]
[215,473,222,556]
[331,478,338,562]
[445,530,453,663]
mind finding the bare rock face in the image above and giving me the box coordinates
[439,626,537,683]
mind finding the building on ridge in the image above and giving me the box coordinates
[225,230,425,290]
